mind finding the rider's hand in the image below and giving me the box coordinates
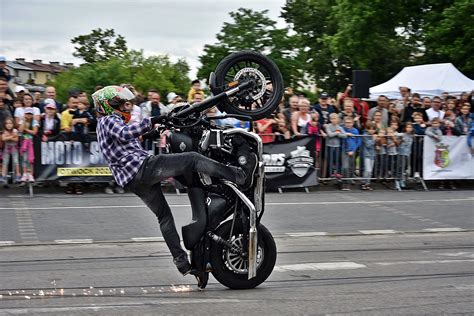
[150,115,167,126]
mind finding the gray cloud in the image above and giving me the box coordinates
[1,0,286,77]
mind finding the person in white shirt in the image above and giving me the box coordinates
[426,96,445,122]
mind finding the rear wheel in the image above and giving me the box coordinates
[214,51,284,120]
[210,221,276,289]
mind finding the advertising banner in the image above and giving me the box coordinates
[263,137,318,189]
[423,136,474,180]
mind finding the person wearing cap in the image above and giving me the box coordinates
[313,91,336,126]
[39,99,61,141]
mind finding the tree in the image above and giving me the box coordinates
[71,28,128,63]
[282,0,425,94]
[423,0,474,78]
[197,8,303,88]
[54,50,190,103]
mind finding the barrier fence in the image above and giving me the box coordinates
[1,132,473,194]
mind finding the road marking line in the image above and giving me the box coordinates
[131,237,165,242]
[0,197,473,211]
[55,239,93,244]
[423,228,465,232]
[0,241,15,246]
[375,259,474,266]
[274,262,367,272]
[454,285,474,290]
[359,230,398,234]
[285,232,328,237]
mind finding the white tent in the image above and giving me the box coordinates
[369,63,474,100]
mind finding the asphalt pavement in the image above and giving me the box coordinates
[0,190,473,315]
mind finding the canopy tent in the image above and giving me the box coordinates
[369,63,474,100]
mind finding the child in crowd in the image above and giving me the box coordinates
[455,104,472,135]
[341,116,361,190]
[39,101,61,141]
[425,118,443,142]
[375,128,387,178]
[443,110,461,136]
[338,99,361,130]
[361,122,377,190]
[396,122,414,190]
[71,98,94,146]
[307,111,326,155]
[324,113,346,178]
[0,117,20,184]
[19,107,38,183]
[386,126,400,182]
[411,112,426,178]
[372,110,387,132]
[412,112,427,135]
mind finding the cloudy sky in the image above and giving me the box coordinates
[1,0,287,78]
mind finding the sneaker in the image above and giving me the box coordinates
[114,187,125,194]
[104,187,114,194]
[20,173,28,182]
[235,153,258,190]
[341,184,350,191]
[28,174,35,183]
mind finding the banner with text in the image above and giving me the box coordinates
[263,136,318,189]
[423,135,474,180]
[34,136,113,183]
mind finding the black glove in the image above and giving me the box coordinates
[150,115,168,126]
[142,128,160,140]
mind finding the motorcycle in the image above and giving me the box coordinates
[148,51,283,289]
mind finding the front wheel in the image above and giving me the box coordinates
[214,51,284,120]
[210,221,277,289]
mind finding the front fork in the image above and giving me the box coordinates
[221,161,264,279]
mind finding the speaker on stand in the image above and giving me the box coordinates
[352,70,371,99]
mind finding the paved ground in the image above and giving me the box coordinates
[0,190,473,315]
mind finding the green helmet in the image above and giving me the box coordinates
[92,85,135,116]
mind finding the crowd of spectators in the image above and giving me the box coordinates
[0,56,473,192]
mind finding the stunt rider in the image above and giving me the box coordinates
[94,86,257,277]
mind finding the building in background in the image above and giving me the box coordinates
[6,58,73,86]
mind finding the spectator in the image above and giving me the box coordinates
[39,100,61,141]
[361,122,377,190]
[395,86,411,112]
[0,56,12,82]
[39,86,63,113]
[422,96,432,110]
[0,98,12,132]
[33,92,42,108]
[187,79,203,103]
[14,94,41,127]
[412,112,427,135]
[0,117,20,184]
[445,98,457,113]
[71,98,94,147]
[368,95,389,125]
[274,119,291,141]
[142,92,169,119]
[282,95,299,126]
[442,111,461,136]
[338,98,361,130]
[385,126,400,186]
[341,116,361,191]
[313,92,336,125]
[19,107,38,183]
[375,128,388,178]
[402,93,428,123]
[256,116,276,143]
[307,111,326,148]
[372,110,387,132]
[341,84,370,127]
[324,113,346,178]
[166,92,182,111]
[455,104,472,135]
[60,96,79,138]
[291,98,312,136]
[426,96,445,122]
[0,77,14,114]
[190,92,204,104]
[15,86,26,100]
[425,118,443,142]
[396,122,414,189]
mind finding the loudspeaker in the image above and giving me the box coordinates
[352,70,371,99]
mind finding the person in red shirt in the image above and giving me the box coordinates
[340,84,369,129]
[256,117,276,143]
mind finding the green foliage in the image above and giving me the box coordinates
[71,28,128,63]
[423,0,474,78]
[54,50,190,103]
[197,8,303,87]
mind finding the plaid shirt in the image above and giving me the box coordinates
[96,114,151,187]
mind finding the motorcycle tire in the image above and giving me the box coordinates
[214,51,284,121]
[210,221,277,289]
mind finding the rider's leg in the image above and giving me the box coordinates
[139,152,247,186]
[131,181,190,274]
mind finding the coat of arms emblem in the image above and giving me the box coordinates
[434,143,449,168]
